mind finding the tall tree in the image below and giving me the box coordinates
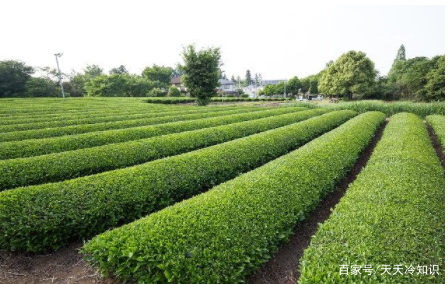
[83,65,103,78]
[109,65,128,75]
[142,65,174,85]
[393,44,406,65]
[245,70,252,86]
[319,51,377,99]
[254,73,259,86]
[231,75,236,83]
[286,76,302,95]
[424,55,445,101]
[0,60,34,97]
[179,45,221,106]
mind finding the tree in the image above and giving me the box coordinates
[168,85,181,97]
[109,65,128,75]
[24,77,59,97]
[393,44,406,66]
[84,65,103,78]
[179,45,221,106]
[424,55,445,101]
[142,65,174,85]
[231,75,236,83]
[245,70,252,86]
[286,76,302,95]
[318,51,377,99]
[254,73,259,86]
[84,73,156,97]
[0,60,34,97]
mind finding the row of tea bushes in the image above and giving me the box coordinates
[0,109,326,190]
[299,113,445,284]
[0,110,356,252]
[0,108,261,141]
[0,107,303,159]
[426,115,445,151]
[81,112,385,283]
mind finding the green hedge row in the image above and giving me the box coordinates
[0,107,302,160]
[145,97,291,104]
[0,108,261,142]
[0,110,356,252]
[299,113,445,284]
[81,111,385,283]
[0,109,326,190]
[0,106,204,130]
[426,115,445,151]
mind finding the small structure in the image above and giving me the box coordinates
[217,79,237,95]
[170,76,187,92]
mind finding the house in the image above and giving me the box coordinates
[170,76,187,92]
[217,79,237,95]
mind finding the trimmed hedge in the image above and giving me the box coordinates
[0,109,326,190]
[426,115,445,151]
[80,111,385,283]
[0,107,236,132]
[0,110,356,252]
[145,97,292,104]
[0,108,263,142]
[299,113,445,284]
[0,107,302,160]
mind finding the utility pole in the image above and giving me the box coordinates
[54,53,65,98]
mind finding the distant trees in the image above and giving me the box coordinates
[319,51,377,99]
[142,65,174,85]
[109,65,128,75]
[0,60,34,97]
[179,44,221,106]
[286,76,302,95]
[245,70,252,86]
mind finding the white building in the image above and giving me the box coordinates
[217,79,237,95]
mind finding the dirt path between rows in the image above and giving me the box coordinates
[426,122,445,168]
[247,120,388,284]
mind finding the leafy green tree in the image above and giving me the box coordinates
[24,77,59,97]
[168,85,181,97]
[84,74,155,97]
[309,77,319,94]
[147,87,166,97]
[142,65,174,85]
[245,70,252,86]
[287,76,302,95]
[319,51,377,99]
[109,65,128,75]
[424,55,445,101]
[0,60,34,97]
[393,44,406,65]
[84,65,103,78]
[179,45,221,106]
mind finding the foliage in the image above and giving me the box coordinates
[0,60,34,97]
[299,113,444,283]
[426,115,445,151]
[146,87,166,97]
[319,51,377,99]
[23,77,60,97]
[245,70,252,86]
[424,55,445,101]
[0,108,310,190]
[81,111,381,283]
[179,45,221,106]
[286,76,302,95]
[168,86,181,97]
[84,74,156,97]
[142,64,174,85]
[0,108,257,159]
[393,44,406,65]
[109,65,128,75]
[294,100,444,117]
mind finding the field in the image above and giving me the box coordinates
[0,97,444,284]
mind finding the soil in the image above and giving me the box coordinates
[426,122,445,168]
[247,120,388,284]
[0,243,116,284]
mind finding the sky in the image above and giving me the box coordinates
[0,1,445,80]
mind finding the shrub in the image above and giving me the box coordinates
[426,115,445,151]
[0,108,319,190]
[146,87,166,97]
[168,86,181,97]
[0,110,356,252]
[0,107,260,142]
[0,108,283,159]
[81,111,385,283]
[299,113,445,283]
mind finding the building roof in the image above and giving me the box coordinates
[171,76,182,84]
[219,79,235,85]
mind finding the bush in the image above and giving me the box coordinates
[168,86,181,97]
[0,110,356,252]
[146,87,166,97]
[299,113,445,283]
[426,115,445,151]
[0,108,298,159]
[0,107,258,142]
[81,111,384,283]
[0,108,316,190]
[24,77,60,97]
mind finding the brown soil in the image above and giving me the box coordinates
[426,122,445,168]
[0,243,116,284]
[247,120,388,284]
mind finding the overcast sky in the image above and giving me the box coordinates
[0,2,445,79]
